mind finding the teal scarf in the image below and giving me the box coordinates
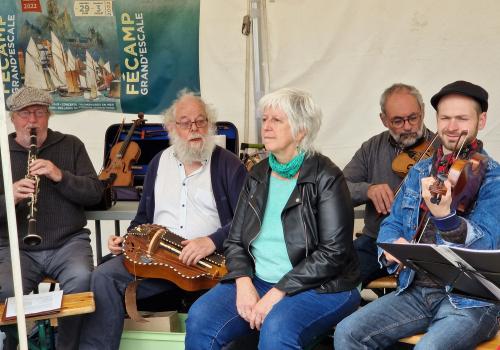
[268,152,305,178]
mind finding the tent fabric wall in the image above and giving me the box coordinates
[201,0,500,167]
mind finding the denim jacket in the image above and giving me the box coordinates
[377,151,500,308]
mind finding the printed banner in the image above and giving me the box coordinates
[0,0,200,114]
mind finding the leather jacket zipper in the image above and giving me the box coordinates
[248,198,262,264]
[301,186,309,257]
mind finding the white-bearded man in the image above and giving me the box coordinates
[79,90,247,350]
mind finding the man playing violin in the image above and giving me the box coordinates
[79,90,247,350]
[335,81,500,349]
[0,87,103,350]
[343,83,435,287]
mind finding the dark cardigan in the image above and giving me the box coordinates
[129,146,247,251]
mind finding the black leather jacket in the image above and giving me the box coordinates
[223,153,360,295]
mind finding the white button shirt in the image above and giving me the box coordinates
[153,146,221,239]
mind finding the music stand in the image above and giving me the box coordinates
[378,243,500,303]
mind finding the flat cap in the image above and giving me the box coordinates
[430,80,488,112]
[6,86,53,111]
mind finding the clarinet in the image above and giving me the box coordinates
[23,128,42,246]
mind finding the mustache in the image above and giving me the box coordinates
[399,132,418,139]
[188,133,205,141]
[443,131,468,137]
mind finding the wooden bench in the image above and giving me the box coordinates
[0,292,95,349]
[400,331,500,349]
[365,276,397,290]
[0,291,95,326]
[363,276,397,300]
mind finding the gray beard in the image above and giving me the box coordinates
[390,125,425,148]
[170,128,216,163]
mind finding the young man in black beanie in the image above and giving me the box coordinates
[335,81,500,349]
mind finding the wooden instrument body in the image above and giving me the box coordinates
[392,139,435,178]
[99,113,145,187]
[447,152,488,213]
[123,224,227,292]
[99,141,140,186]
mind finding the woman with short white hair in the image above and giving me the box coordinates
[186,88,361,349]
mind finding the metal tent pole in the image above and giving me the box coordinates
[250,0,266,143]
[0,82,28,349]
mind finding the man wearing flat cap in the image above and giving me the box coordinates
[0,86,103,349]
[335,81,500,349]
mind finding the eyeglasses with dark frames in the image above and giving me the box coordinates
[389,113,421,128]
[175,118,208,130]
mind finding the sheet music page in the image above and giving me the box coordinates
[432,246,500,300]
[5,290,63,319]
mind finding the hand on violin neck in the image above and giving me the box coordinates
[367,183,394,215]
[421,176,452,218]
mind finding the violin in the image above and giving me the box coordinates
[391,133,439,199]
[394,132,487,276]
[99,113,145,186]
[122,224,227,291]
[428,152,487,213]
[392,138,435,178]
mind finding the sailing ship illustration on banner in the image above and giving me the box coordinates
[22,31,119,100]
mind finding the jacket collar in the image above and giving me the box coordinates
[250,154,319,184]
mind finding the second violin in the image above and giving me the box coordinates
[99,112,145,186]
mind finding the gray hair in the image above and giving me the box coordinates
[162,89,217,127]
[379,83,424,115]
[258,88,322,156]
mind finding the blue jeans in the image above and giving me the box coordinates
[354,234,389,287]
[186,277,360,350]
[334,285,500,350]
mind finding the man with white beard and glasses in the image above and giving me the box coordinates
[79,90,247,350]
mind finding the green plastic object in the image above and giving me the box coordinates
[120,313,187,350]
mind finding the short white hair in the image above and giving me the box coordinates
[162,89,217,127]
[259,88,322,155]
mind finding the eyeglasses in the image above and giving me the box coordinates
[389,113,421,128]
[175,118,208,130]
[16,109,48,119]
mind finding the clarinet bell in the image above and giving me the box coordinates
[23,234,42,246]
[23,233,42,246]
[24,219,42,246]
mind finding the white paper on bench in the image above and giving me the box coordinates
[5,290,63,319]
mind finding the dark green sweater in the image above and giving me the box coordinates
[0,129,103,250]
